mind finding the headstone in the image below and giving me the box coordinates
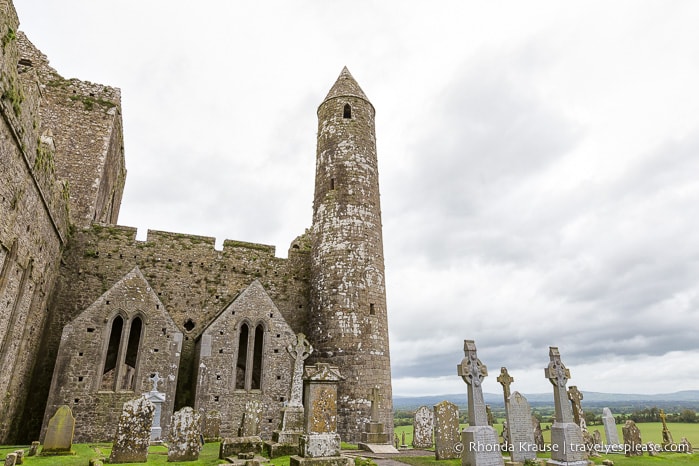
[582,429,599,457]
[28,442,39,457]
[359,387,397,452]
[40,405,75,455]
[507,392,537,462]
[412,405,434,448]
[290,363,349,466]
[592,430,602,450]
[496,367,514,451]
[400,431,408,449]
[659,409,674,450]
[567,386,586,430]
[456,339,504,466]
[679,437,693,453]
[266,333,313,457]
[601,407,619,446]
[646,442,659,456]
[168,407,202,461]
[433,400,460,460]
[4,453,16,466]
[11,451,23,465]
[202,410,222,441]
[143,372,166,442]
[486,406,495,427]
[532,416,544,451]
[544,346,586,465]
[621,420,642,457]
[220,401,264,458]
[109,396,156,464]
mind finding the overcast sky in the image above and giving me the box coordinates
[15,1,699,398]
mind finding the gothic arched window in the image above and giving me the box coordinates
[99,314,144,391]
[234,321,265,391]
[343,103,351,119]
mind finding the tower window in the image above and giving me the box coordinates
[370,303,376,315]
[343,104,351,119]
[330,178,335,190]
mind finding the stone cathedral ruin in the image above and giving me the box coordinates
[0,0,393,444]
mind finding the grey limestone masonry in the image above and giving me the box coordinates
[0,0,395,443]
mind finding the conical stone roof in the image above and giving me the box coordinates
[322,66,370,103]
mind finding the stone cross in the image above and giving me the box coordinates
[660,409,674,447]
[497,367,514,404]
[567,385,585,427]
[457,339,488,426]
[286,333,313,408]
[369,387,382,422]
[149,372,162,392]
[545,346,573,423]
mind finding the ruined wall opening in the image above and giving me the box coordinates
[251,324,264,389]
[343,104,351,119]
[235,323,249,389]
[120,316,142,390]
[100,315,123,390]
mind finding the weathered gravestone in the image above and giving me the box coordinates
[567,386,586,430]
[40,405,75,456]
[660,409,675,450]
[359,387,397,453]
[12,450,23,465]
[433,400,460,460]
[592,430,602,451]
[544,346,587,465]
[266,333,313,457]
[413,405,434,448]
[4,453,17,466]
[220,401,264,458]
[601,407,619,446]
[28,442,39,457]
[290,363,350,466]
[202,410,221,441]
[109,396,155,464]
[486,406,495,427]
[622,420,642,457]
[680,437,693,453]
[168,407,202,462]
[507,392,537,463]
[457,340,504,466]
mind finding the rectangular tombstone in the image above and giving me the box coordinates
[602,407,620,446]
[433,400,460,460]
[109,397,155,464]
[413,405,434,448]
[507,392,536,462]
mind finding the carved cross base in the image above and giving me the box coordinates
[461,425,504,466]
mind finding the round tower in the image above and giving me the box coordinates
[309,67,393,442]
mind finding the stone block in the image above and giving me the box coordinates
[461,425,504,466]
[290,455,352,466]
[219,436,264,459]
[300,433,341,458]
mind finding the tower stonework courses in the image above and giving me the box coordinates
[309,67,394,441]
[0,0,393,444]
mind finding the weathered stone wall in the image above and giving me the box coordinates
[0,0,71,444]
[26,224,311,440]
[308,68,393,441]
[41,267,183,442]
[195,281,297,439]
[16,33,126,227]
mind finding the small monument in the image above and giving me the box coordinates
[266,333,313,457]
[220,401,264,458]
[544,346,586,465]
[433,400,461,460]
[359,387,398,453]
[109,396,156,463]
[40,405,75,456]
[601,407,619,446]
[508,392,537,463]
[660,409,675,450]
[679,437,693,453]
[168,407,202,462]
[532,415,544,451]
[290,363,350,466]
[202,410,222,441]
[622,420,642,457]
[567,386,585,430]
[28,442,40,457]
[457,340,504,466]
[143,372,166,442]
[412,405,434,448]
[486,406,495,427]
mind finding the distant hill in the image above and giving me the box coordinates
[393,390,699,409]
